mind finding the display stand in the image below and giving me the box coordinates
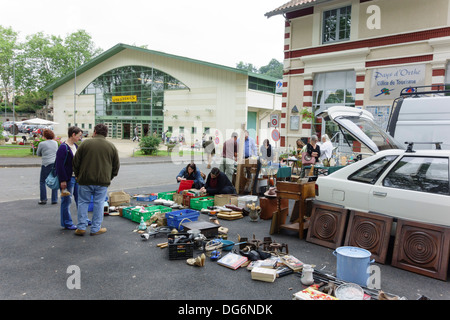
[271,181,316,239]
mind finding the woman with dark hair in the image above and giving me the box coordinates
[55,126,83,230]
[36,129,58,205]
[260,139,273,164]
[200,167,236,195]
[176,162,205,189]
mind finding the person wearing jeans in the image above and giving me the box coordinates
[73,123,120,236]
[37,129,58,205]
[55,126,83,230]
[77,185,107,234]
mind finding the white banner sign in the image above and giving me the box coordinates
[370,64,425,100]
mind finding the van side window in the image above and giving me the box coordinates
[348,156,397,184]
[383,156,449,195]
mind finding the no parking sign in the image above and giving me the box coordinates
[271,129,280,142]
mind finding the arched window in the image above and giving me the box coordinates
[80,65,188,127]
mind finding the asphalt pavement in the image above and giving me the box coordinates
[0,139,448,306]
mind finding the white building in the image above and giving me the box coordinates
[44,43,282,147]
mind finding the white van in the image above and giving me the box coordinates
[386,86,450,150]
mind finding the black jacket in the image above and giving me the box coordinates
[204,172,236,195]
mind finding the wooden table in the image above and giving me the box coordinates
[270,181,315,239]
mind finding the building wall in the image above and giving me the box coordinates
[280,0,450,147]
[52,48,251,143]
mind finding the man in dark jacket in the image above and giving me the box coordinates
[73,124,120,236]
[200,167,236,195]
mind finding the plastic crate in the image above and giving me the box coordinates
[165,209,200,230]
[157,191,176,200]
[190,196,214,210]
[136,194,158,202]
[122,206,135,220]
[168,233,194,260]
[177,179,194,193]
[131,205,172,223]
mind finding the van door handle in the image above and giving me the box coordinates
[373,191,387,197]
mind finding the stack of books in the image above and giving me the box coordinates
[251,267,278,283]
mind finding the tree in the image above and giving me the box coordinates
[236,58,283,79]
[236,61,258,73]
[16,29,103,118]
[0,26,20,113]
[259,59,283,79]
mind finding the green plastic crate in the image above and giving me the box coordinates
[157,191,177,200]
[189,196,214,210]
[131,205,172,223]
[122,206,135,220]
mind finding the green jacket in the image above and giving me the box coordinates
[73,135,120,186]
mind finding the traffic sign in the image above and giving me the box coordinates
[271,129,280,142]
[270,115,279,127]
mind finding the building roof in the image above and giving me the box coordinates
[265,0,331,18]
[44,43,278,92]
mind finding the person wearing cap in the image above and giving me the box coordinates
[219,132,238,182]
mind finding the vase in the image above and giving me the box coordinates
[249,208,261,222]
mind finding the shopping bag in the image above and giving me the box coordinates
[45,169,60,190]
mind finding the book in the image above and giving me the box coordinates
[217,252,248,270]
[280,255,304,272]
[292,287,338,300]
[246,257,278,270]
[251,267,277,283]
[275,266,293,278]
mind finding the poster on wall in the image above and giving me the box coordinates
[365,106,391,131]
[370,64,425,100]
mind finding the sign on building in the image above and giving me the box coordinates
[112,95,137,103]
[370,64,425,100]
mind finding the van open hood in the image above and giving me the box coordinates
[318,106,404,153]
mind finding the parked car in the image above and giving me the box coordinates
[315,106,449,228]
[2,121,14,131]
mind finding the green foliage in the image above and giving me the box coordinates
[0,25,103,112]
[236,58,283,79]
[139,135,161,155]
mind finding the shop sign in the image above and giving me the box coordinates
[370,64,425,100]
[112,95,137,103]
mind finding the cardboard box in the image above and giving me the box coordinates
[238,195,258,208]
[173,193,183,205]
[214,194,238,207]
[109,191,131,206]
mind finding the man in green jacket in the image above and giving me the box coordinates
[73,123,120,236]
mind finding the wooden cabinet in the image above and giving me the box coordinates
[270,181,315,238]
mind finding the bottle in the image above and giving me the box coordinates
[138,216,147,231]
[300,264,314,286]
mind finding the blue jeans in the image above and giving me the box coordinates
[60,176,78,228]
[40,164,58,203]
[77,185,108,233]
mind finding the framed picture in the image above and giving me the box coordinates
[290,115,300,131]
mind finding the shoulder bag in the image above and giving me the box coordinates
[45,144,69,190]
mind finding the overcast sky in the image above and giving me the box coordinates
[3,0,287,69]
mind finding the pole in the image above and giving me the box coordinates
[74,60,77,125]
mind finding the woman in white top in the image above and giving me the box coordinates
[319,134,333,165]
[37,129,58,204]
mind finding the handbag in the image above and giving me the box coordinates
[45,169,60,190]
[45,144,69,190]
[301,152,316,165]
